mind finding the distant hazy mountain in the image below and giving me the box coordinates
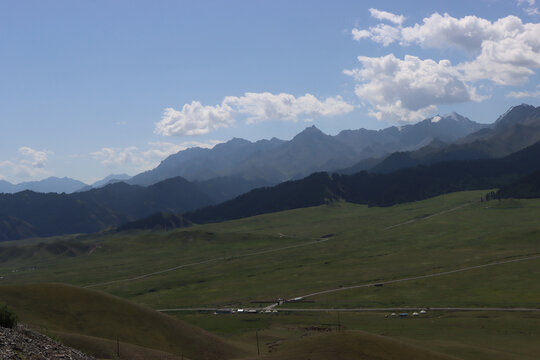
[129,138,286,186]
[368,104,540,174]
[129,113,485,186]
[92,173,131,188]
[76,173,132,192]
[0,177,88,194]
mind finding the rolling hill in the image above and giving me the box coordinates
[0,283,244,360]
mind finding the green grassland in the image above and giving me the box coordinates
[1,190,540,359]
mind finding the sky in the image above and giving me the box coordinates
[1,0,539,184]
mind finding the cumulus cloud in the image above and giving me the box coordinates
[345,54,484,122]
[155,92,354,136]
[156,101,235,136]
[349,10,540,121]
[353,12,540,85]
[368,9,405,25]
[142,140,223,160]
[224,92,354,124]
[0,147,52,181]
[18,147,49,168]
[91,147,141,167]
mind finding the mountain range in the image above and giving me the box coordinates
[128,112,487,186]
[351,104,540,174]
[0,177,87,194]
[1,104,540,241]
[0,174,132,195]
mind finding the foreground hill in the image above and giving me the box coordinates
[0,283,244,360]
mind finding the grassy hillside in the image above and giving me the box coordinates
[1,190,540,359]
[0,283,244,360]
[247,330,458,360]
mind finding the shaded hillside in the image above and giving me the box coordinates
[496,169,540,199]
[185,172,342,223]
[183,140,540,224]
[0,177,213,241]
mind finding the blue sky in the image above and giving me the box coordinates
[1,0,539,184]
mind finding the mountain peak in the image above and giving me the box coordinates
[296,125,324,135]
[495,103,537,128]
[442,112,468,122]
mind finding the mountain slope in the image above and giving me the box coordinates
[0,177,214,241]
[183,139,540,224]
[370,104,540,173]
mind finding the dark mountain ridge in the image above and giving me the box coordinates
[182,138,540,225]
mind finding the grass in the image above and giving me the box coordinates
[0,283,245,360]
[1,190,540,359]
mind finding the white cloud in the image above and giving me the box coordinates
[352,28,371,41]
[155,92,354,136]
[155,101,235,136]
[91,140,224,172]
[18,146,49,168]
[345,54,484,123]
[143,140,223,160]
[0,147,52,181]
[506,90,540,98]
[369,8,405,25]
[0,160,14,168]
[116,121,128,126]
[349,10,540,121]
[223,92,354,124]
[91,147,140,167]
[354,13,540,85]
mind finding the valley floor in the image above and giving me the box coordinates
[1,190,539,359]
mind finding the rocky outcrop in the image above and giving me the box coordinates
[0,324,94,360]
